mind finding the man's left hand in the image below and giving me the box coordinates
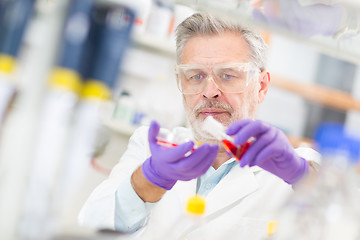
[226,119,309,184]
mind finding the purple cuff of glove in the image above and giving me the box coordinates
[142,157,177,190]
[285,157,309,184]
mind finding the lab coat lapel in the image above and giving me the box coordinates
[205,165,259,216]
[172,178,197,207]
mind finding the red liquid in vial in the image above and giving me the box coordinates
[222,139,251,161]
[157,140,179,148]
[157,140,196,152]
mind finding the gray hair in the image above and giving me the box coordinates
[175,12,268,71]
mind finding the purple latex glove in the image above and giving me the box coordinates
[226,119,309,184]
[142,121,218,190]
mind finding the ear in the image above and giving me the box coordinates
[258,71,270,103]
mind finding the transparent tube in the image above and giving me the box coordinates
[156,128,201,151]
[202,116,254,161]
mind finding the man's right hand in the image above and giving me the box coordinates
[141,121,218,190]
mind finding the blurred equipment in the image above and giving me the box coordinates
[51,0,135,229]
[16,0,91,239]
[275,122,360,240]
[0,0,134,239]
[0,0,35,129]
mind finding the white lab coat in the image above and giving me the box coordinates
[79,126,319,240]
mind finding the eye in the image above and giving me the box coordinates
[190,74,205,80]
[217,68,244,80]
[221,73,234,80]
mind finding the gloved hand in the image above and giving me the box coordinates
[226,119,309,184]
[142,121,218,190]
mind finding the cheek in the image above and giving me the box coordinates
[226,95,246,111]
[228,87,259,119]
[183,95,198,109]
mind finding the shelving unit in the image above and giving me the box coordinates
[175,0,360,66]
[102,116,139,137]
[98,32,176,137]
[271,75,360,112]
[131,32,176,58]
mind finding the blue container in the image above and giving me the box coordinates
[315,122,360,163]
[82,3,135,90]
[57,0,94,73]
[0,0,35,57]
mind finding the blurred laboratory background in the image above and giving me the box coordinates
[0,0,360,239]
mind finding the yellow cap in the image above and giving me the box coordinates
[186,195,206,215]
[49,67,82,94]
[0,54,16,74]
[82,80,111,100]
[267,221,278,236]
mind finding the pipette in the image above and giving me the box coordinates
[202,116,254,161]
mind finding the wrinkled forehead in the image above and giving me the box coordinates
[181,32,250,65]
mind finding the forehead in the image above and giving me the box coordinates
[181,31,250,65]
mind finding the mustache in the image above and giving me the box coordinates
[193,100,233,116]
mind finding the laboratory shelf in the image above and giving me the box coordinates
[175,0,360,66]
[102,117,139,137]
[130,32,176,58]
[271,75,360,112]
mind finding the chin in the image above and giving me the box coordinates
[211,115,233,127]
[189,118,223,144]
[197,113,232,127]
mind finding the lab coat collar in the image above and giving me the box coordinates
[226,157,263,173]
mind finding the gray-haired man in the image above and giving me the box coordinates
[79,12,318,239]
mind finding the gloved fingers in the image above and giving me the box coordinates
[177,145,218,180]
[239,128,278,167]
[248,141,279,168]
[141,157,177,189]
[239,151,253,168]
[232,120,271,146]
[173,144,212,170]
[226,119,253,136]
[168,144,209,172]
[191,145,218,174]
[180,144,218,172]
[148,121,161,145]
[250,140,285,168]
[162,141,195,163]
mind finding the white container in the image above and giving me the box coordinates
[146,0,174,39]
[103,0,152,34]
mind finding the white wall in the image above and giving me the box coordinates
[346,67,360,136]
[257,34,319,137]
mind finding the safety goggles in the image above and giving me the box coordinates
[175,62,260,95]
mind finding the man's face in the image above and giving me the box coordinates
[180,31,269,142]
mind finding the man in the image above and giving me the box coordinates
[79,12,319,239]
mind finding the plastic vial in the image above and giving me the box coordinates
[202,116,253,161]
[156,128,200,151]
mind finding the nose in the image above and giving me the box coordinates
[202,77,221,99]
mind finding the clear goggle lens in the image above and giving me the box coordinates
[176,63,260,94]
